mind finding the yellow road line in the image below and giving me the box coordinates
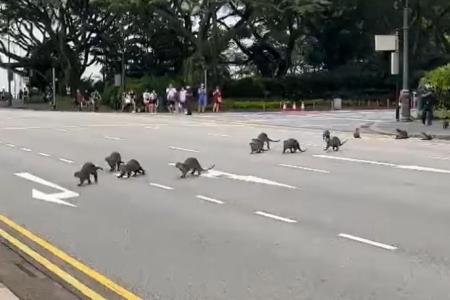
[0,215,142,300]
[0,228,106,300]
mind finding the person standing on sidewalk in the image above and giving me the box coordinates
[212,86,222,113]
[198,83,207,113]
[421,89,435,126]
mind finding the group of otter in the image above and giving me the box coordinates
[74,152,213,186]
[250,131,350,154]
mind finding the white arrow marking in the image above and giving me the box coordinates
[15,172,79,208]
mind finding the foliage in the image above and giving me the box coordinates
[422,64,450,108]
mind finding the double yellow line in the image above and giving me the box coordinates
[0,215,142,300]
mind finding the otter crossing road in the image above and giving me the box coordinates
[1,109,450,299]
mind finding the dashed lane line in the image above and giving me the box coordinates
[104,136,123,141]
[59,158,75,164]
[196,195,225,205]
[279,164,330,174]
[6,144,16,148]
[20,147,32,152]
[254,211,298,224]
[149,182,174,190]
[338,233,398,251]
[39,152,51,157]
[168,146,200,153]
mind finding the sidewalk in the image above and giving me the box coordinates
[0,240,79,300]
[370,119,450,140]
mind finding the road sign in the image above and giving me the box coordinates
[375,35,397,51]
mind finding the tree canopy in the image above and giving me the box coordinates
[0,0,449,91]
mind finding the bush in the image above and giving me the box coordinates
[422,64,450,108]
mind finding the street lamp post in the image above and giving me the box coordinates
[400,0,411,121]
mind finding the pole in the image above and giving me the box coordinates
[204,68,208,103]
[7,15,12,106]
[52,67,56,110]
[401,0,411,121]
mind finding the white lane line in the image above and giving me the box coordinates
[168,162,176,166]
[208,133,230,137]
[196,195,225,205]
[104,135,122,141]
[6,144,16,148]
[56,128,68,132]
[314,155,450,174]
[20,148,32,152]
[432,156,450,161]
[338,233,398,251]
[279,164,330,174]
[254,211,298,224]
[59,158,74,164]
[39,152,51,157]
[149,182,174,190]
[168,146,200,153]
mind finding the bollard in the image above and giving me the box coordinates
[301,101,305,111]
[292,102,297,110]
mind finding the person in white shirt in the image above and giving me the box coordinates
[179,87,187,113]
[166,84,177,113]
[143,89,151,112]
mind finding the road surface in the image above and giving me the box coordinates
[1,109,450,299]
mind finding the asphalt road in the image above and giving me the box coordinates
[1,109,450,299]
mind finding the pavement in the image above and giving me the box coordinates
[0,108,450,299]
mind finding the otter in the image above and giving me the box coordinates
[105,152,123,172]
[74,162,103,186]
[395,129,409,139]
[282,138,306,153]
[324,136,347,151]
[257,132,280,150]
[443,120,449,129]
[353,128,361,139]
[323,130,331,141]
[118,159,145,178]
[175,157,215,178]
[250,138,266,154]
[421,132,433,140]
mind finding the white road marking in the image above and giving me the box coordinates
[314,155,450,174]
[14,172,78,208]
[255,211,298,223]
[208,133,230,137]
[168,163,176,166]
[202,169,298,189]
[20,148,32,152]
[104,136,122,141]
[338,233,398,251]
[168,146,200,153]
[59,158,74,164]
[38,153,51,157]
[279,164,330,174]
[432,156,450,161]
[56,128,68,132]
[196,195,224,205]
[6,144,16,148]
[149,182,174,190]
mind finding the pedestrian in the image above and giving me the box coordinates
[166,84,177,113]
[75,89,85,111]
[198,83,207,113]
[143,89,151,112]
[149,90,158,113]
[185,86,193,115]
[179,86,187,113]
[212,86,222,113]
[421,89,435,126]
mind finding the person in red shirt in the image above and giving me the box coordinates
[212,86,222,113]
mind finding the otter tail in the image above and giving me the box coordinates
[340,139,348,146]
[268,138,280,142]
[204,164,215,171]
